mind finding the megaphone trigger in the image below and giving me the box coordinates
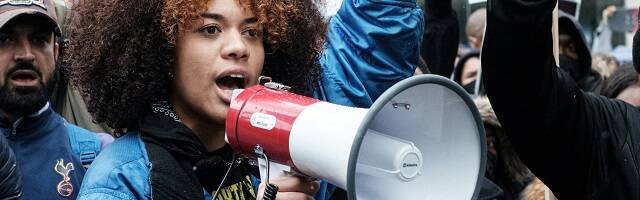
[254,145,293,185]
[255,145,270,183]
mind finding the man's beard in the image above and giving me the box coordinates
[0,62,55,117]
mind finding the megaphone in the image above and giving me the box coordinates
[226,75,486,199]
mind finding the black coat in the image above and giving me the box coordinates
[421,0,459,77]
[482,0,640,199]
[0,132,21,199]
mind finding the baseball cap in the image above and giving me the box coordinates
[0,0,60,34]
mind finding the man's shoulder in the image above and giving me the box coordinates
[79,132,151,199]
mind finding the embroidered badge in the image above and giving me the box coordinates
[0,0,47,9]
[54,159,75,197]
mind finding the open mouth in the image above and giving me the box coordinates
[216,74,246,90]
[9,70,39,85]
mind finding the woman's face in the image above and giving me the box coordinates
[172,0,264,126]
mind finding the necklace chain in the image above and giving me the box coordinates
[211,154,237,199]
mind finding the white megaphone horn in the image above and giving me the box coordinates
[226,75,486,199]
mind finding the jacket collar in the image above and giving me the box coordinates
[0,102,57,137]
[139,101,209,162]
[140,101,256,198]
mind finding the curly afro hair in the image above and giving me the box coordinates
[66,0,326,130]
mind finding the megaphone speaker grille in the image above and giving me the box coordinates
[348,75,487,200]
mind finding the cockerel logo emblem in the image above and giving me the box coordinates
[54,159,75,197]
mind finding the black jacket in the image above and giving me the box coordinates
[140,102,259,199]
[482,0,640,199]
[0,131,21,199]
[421,0,459,77]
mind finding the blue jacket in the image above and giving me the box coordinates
[78,0,424,199]
[315,0,423,107]
[0,103,99,199]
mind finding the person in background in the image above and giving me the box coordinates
[592,5,617,55]
[482,0,640,198]
[0,0,105,199]
[558,10,603,93]
[453,8,485,95]
[466,8,487,51]
[601,63,640,107]
[67,0,423,199]
[591,53,620,80]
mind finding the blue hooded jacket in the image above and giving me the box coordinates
[78,0,424,199]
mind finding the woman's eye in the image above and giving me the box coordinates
[242,28,261,38]
[200,25,221,35]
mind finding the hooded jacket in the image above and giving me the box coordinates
[558,11,603,93]
[482,0,639,199]
[79,104,266,200]
[78,0,424,199]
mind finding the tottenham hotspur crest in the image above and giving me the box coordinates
[54,159,75,197]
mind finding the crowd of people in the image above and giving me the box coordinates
[0,0,638,199]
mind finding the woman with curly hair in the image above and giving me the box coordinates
[66,0,423,199]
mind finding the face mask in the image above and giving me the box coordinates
[559,55,581,81]
[463,81,477,95]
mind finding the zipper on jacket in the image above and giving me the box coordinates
[10,117,24,135]
[5,103,47,136]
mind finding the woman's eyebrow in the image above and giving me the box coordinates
[201,12,258,25]
[201,12,224,21]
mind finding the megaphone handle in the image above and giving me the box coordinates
[255,145,283,200]
[263,183,279,200]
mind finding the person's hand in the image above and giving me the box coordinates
[257,176,320,200]
[603,5,617,19]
